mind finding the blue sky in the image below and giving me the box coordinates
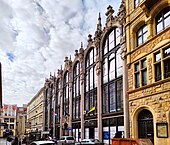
[0,0,121,106]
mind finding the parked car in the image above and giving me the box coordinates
[77,139,104,145]
[30,140,55,145]
[57,136,75,145]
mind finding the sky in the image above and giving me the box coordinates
[0,0,121,106]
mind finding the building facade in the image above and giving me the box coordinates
[16,105,27,140]
[126,0,170,145]
[0,63,2,108]
[43,1,126,144]
[27,87,44,134]
[0,104,17,137]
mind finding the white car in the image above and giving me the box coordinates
[57,136,75,145]
[77,139,104,145]
[30,140,55,145]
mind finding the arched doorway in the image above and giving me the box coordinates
[138,109,154,144]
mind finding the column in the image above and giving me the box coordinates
[96,56,102,141]
[80,66,85,139]
[69,79,73,136]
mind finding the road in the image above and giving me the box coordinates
[0,138,11,145]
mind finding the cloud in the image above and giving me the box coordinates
[0,0,121,106]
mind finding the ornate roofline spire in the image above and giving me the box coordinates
[97,12,102,31]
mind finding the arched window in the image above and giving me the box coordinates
[55,79,60,123]
[85,48,97,116]
[137,25,148,46]
[102,28,123,114]
[63,71,69,116]
[72,61,81,119]
[156,7,170,34]
[135,0,142,8]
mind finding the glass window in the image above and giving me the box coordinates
[72,62,81,119]
[134,59,147,88]
[85,47,97,116]
[135,0,142,8]
[137,25,148,46]
[102,28,123,114]
[156,7,170,34]
[154,52,162,81]
[63,71,69,116]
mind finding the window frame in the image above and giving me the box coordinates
[136,25,148,47]
[154,46,170,81]
[134,58,147,88]
[102,28,123,114]
[156,7,170,34]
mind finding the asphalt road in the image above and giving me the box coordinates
[0,138,11,145]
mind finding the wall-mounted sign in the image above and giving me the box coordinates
[156,122,168,138]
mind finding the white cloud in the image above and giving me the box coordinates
[0,0,121,106]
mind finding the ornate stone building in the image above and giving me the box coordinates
[43,1,126,144]
[27,87,44,133]
[126,0,170,145]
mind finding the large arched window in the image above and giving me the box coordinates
[156,7,170,34]
[137,25,148,46]
[102,28,123,114]
[63,71,69,116]
[72,61,81,119]
[55,79,60,123]
[85,47,97,116]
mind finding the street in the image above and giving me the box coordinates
[0,138,11,145]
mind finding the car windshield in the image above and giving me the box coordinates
[66,137,74,140]
[91,139,100,142]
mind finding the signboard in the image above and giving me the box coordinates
[103,131,109,140]
[6,129,10,133]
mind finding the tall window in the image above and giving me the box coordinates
[63,71,69,116]
[102,28,123,114]
[137,25,148,46]
[73,61,81,119]
[134,58,147,88]
[154,47,170,81]
[49,84,53,126]
[85,47,97,116]
[156,7,170,34]
[135,0,142,8]
[55,79,60,123]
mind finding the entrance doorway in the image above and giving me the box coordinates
[89,128,94,139]
[138,109,154,144]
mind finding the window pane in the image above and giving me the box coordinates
[155,52,161,62]
[137,29,142,37]
[141,59,146,68]
[135,73,140,88]
[109,83,116,112]
[90,67,93,90]
[164,59,170,78]
[109,58,115,81]
[116,50,123,77]
[104,41,108,55]
[143,32,148,42]
[138,36,142,46]
[103,86,108,113]
[103,59,108,83]
[90,50,93,65]
[116,28,120,46]
[117,79,123,111]
[164,17,170,28]
[164,47,170,57]
[86,73,89,91]
[135,63,140,71]
[155,63,162,81]
[109,30,115,51]
[142,70,147,86]
[157,22,163,33]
